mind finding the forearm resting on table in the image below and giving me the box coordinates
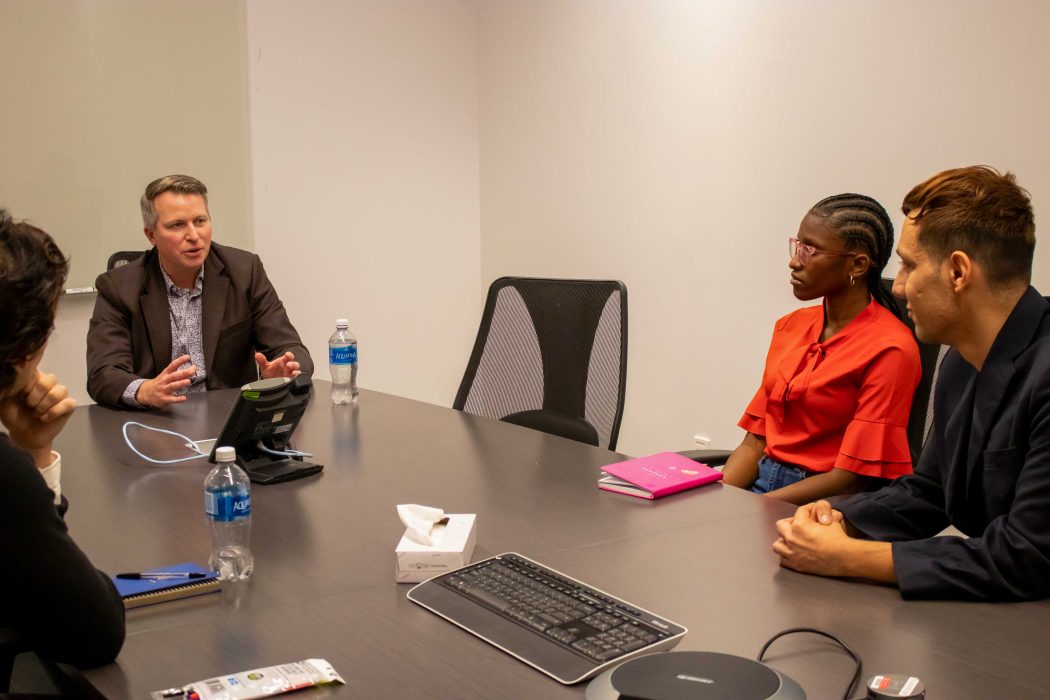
[767,467,863,505]
[775,502,898,584]
[721,432,766,488]
[837,537,896,583]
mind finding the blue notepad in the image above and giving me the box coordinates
[112,562,221,609]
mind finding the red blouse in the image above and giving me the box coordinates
[739,300,921,479]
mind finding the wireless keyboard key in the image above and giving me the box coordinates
[466,587,512,612]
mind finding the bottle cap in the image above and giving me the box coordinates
[215,446,237,462]
[336,318,348,327]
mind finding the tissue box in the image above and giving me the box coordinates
[395,513,477,583]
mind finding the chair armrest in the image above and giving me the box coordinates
[677,449,732,467]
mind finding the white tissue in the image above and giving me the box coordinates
[397,504,446,546]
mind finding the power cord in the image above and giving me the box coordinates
[255,440,313,458]
[757,626,862,700]
[122,421,215,464]
[123,423,313,464]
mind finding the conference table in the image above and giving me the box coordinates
[57,383,1049,698]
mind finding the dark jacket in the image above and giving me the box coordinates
[86,243,313,407]
[839,287,1050,600]
[0,434,125,686]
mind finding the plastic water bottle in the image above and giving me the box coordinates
[204,446,254,581]
[329,318,358,405]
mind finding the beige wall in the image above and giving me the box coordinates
[245,0,482,407]
[478,0,1050,456]
[1,0,253,404]
[19,1,1050,459]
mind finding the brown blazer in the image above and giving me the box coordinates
[86,243,313,407]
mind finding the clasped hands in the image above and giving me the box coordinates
[773,499,896,583]
[135,352,303,407]
[773,500,852,577]
[0,370,76,469]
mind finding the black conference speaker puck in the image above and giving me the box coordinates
[585,651,806,700]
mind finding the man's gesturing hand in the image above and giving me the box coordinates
[136,355,197,407]
[256,351,301,380]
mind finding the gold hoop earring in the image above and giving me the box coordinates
[849,275,855,286]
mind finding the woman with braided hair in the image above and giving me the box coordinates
[721,194,921,504]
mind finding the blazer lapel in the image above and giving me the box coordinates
[141,254,172,374]
[940,368,975,515]
[966,360,1014,476]
[962,287,1047,497]
[201,253,230,382]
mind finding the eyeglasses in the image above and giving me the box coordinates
[788,237,860,266]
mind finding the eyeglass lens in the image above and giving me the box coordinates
[789,237,810,264]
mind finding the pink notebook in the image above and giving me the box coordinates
[598,452,723,499]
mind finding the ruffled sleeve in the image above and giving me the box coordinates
[837,418,913,478]
[833,332,921,478]
[738,385,767,437]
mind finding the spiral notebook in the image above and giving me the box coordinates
[112,562,221,609]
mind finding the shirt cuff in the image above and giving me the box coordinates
[122,379,147,408]
[39,450,61,505]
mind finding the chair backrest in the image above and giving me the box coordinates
[107,250,146,270]
[880,278,946,462]
[454,277,628,450]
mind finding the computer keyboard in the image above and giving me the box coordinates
[406,552,687,684]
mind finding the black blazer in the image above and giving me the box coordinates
[87,243,313,407]
[839,286,1050,600]
[0,435,124,689]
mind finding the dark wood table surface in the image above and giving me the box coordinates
[58,384,1050,699]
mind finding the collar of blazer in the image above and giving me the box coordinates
[139,244,233,385]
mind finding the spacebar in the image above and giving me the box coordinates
[465,587,512,613]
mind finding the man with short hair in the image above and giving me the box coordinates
[0,209,125,685]
[773,165,1050,601]
[87,174,313,408]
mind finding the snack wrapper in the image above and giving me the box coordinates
[151,658,344,700]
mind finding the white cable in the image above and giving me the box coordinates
[186,437,218,452]
[255,440,314,458]
[122,421,214,464]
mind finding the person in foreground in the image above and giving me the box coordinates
[0,210,125,686]
[721,194,920,504]
[86,174,313,408]
[774,165,1050,601]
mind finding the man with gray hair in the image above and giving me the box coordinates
[87,174,313,408]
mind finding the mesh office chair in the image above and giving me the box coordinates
[683,278,945,468]
[454,277,628,450]
[106,250,146,270]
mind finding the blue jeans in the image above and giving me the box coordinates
[750,455,809,494]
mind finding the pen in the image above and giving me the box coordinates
[116,572,208,580]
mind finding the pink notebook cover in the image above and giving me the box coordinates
[598,451,722,499]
